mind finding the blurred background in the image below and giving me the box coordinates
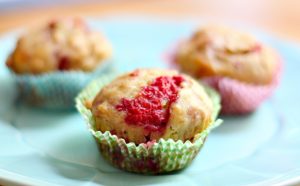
[0,0,300,42]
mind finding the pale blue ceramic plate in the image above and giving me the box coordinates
[0,17,299,186]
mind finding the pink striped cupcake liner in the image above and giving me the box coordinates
[164,44,283,115]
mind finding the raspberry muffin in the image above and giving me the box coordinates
[76,69,222,173]
[6,18,113,109]
[172,25,281,114]
[92,69,214,144]
[6,18,112,74]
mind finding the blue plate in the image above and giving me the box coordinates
[0,17,299,186]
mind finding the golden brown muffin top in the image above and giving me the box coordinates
[6,18,112,74]
[175,25,278,84]
[92,69,213,144]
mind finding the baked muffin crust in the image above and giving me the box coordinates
[6,18,112,74]
[175,25,278,84]
[92,69,213,144]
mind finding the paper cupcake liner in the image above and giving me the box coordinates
[164,44,282,115]
[202,60,282,114]
[76,74,222,174]
[13,60,115,109]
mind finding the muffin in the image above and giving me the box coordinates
[171,25,282,114]
[6,18,113,109]
[76,69,222,173]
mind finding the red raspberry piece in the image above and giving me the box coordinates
[116,75,185,132]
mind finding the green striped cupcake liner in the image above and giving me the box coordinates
[13,60,114,110]
[76,74,222,174]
